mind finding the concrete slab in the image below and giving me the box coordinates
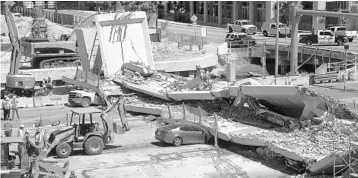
[154,54,218,72]
[125,104,162,116]
[122,81,171,101]
[211,88,230,98]
[167,91,215,101]
[96,12,154,76]
[308,154,347,176]
[268,145,304,162]
[123,63,153,76]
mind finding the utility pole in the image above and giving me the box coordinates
[289,2,302,75]
[344,45,349,91]
[275,1,279,77]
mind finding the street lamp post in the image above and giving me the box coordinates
[344,44,349,92]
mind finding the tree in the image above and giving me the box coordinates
[273,1,301,25]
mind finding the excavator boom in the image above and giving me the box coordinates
[4,1,21,75]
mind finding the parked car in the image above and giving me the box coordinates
[326,26,357,42]
[155,122,212,146]
[227,20,258,35]
[298,30,348,46]
[261,22,291,37]
[225,32,256,48]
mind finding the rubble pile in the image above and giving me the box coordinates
[152,41,206,61]
[215,53,269,80]
[298,87,358,120]
[117,68,216,93]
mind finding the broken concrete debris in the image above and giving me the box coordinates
[102,65,358,175]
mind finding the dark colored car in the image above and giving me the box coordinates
[155,122,212,146]
[225,32,257,48]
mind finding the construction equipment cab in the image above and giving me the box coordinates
[299,30,348,46]
[46,99,129,158]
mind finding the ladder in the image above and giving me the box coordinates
[89,32,100,65]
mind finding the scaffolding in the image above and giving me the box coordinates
[332,137,358,177]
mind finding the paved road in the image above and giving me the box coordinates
[2,105,291,178]
[166,22,358,53]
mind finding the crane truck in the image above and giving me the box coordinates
[1,2,99,98]
[3,1,36,97]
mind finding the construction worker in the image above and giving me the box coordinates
[2,96,12,120]
[34,128,43,147]
[17,124,26,167]
[18,124,25,137]
[11,95,20,120]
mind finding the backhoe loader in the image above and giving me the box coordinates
[42,97,130,158]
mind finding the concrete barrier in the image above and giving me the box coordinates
[16,97,34,108]
[41,95,69,106]
[33,95,69,107]
[33,96,43,107]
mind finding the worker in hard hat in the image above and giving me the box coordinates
[17,124,25,137]
[17,124,26,167]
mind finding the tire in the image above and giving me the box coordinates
[263,31,268,36]
[55,142,72,158]
[242,29,246,33]
[81,97,91,107]
[173,137,183,147]
[349,38,353,42]
[84,136,104,155]
[306,40,313,45]
[229,27,233,33]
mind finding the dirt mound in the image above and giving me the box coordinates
[211,53,269,80]
[152,41,207,61]
[1,14,71,41]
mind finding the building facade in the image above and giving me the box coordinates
[160,1,358,31]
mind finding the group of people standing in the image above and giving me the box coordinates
[2,94,20,121]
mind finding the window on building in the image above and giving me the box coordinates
[242,2,249,19]
[337,1,348,9]
[257,3,266,23]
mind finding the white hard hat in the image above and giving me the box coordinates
[20,124,25,128]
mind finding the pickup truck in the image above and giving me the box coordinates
[298,30,348,46]
[225,32,257,48]
[261,22,291,37]
[326,26,357,42]
[227,20,258,35]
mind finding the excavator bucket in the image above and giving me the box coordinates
[101,97,129,137]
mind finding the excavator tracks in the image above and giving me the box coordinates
[32,56,82,69]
